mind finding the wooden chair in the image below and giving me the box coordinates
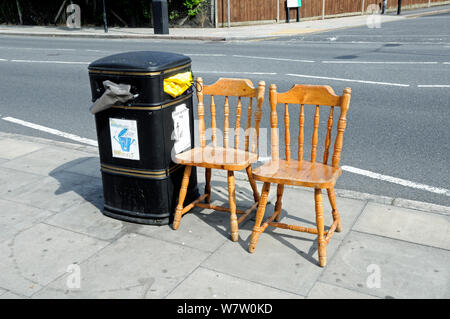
[173,77,266,242]
[249,84,351,267]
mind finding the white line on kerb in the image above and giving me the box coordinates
[2,117,98,147]
[233,55,315,63]
[342,166,450,196]
[287,73,410,87]
[11,59,90,64]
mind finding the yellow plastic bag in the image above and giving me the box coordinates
[164,71,193,98]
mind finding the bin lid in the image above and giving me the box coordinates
[88,51,191,73]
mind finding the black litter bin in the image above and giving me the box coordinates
[88,51,199,225]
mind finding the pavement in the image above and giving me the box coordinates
[0,4,449,41]
[0,131,448,299]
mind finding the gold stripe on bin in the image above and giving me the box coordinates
[88,63,190,77]
[101,163,183,178]
[111,93,193,111]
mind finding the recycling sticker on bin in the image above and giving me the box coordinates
[110,118,140,160]
[172,103,191,154]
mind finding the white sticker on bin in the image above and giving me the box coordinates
[109,118,140,160]
[172,104,191,154]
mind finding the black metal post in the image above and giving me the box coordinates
[286,5,290,23]
[296,7,300,22]
[397,0,402,15]
[152,0,169,34]
[102,0,108,33]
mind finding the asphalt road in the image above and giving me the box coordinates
[0,12,449,206]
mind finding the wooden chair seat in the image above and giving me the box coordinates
[173,78,266,242]
[253,159,342,188]
[175,147,258,171]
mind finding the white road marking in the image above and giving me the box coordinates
[3,116,448,196]
[0,58,7,61]
[0,46,76,51]
[2,117,98,147]
[195,70,277,75]
[417,85,450,88]
[342,165,450,196]
[287,73,410,87]
[188,54,227,57]
[233,54,315,63]
[322,61,439,64]
[443,62,450,64]
[10,59,90,64]
[257,156,272,162]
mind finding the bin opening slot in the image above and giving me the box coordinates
[90,80,138,114]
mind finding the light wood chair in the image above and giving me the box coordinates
[173,77,266,242]
[249,83,351,267]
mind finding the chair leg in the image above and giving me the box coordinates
[246,166,260,203]
[205,168,212,204]
[274,184,284,222]
[249,182,271,253]
[173,166,192,230]
[227,170,239,242]
[327,187,342,232]
[315,188,327,267]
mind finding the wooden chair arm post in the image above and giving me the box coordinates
[196,77,206,148]
[332,87,351,168]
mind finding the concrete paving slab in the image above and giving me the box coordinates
[0,199,54,244]
[307,282,379,299]
[0,223,108,297]
[135,185,260,252]
[33,233,209,299]
[135,207,231,253]
[62,156,102,179]
[1,147,93,176]
[0,138,44,160]
[353,202,450,250]
[166,267,302,299]
[0,288,7,296]
[202,189,365,296]
[45,201,124,241]
[4,171,100,213]
[321,231,450,299]
[0,291,27,299]
[0,167,42,197]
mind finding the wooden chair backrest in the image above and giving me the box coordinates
[196,77,266,153]
[269,84,351,167]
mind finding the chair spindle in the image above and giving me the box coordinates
[224,96,229,148]
[211,95,217,148]
[244,98,253,152]
[234,97,242,149]
[298,104,304,161]
[311,105,320,163]
[284,103,290,160]
[323,106,334,165]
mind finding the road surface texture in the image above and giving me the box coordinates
[0,12,448,206]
